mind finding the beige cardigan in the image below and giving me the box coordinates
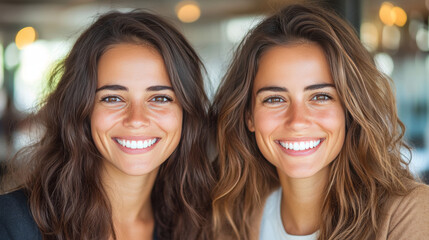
[233,182,429,240]
[376,182,429,239]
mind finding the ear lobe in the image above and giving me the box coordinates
[246,112,255,132]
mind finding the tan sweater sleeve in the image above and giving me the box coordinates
[380,183,429,240]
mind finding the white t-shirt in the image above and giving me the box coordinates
[259,188,319,240]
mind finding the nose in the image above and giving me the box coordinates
[285,101,311,130]
[123,103,150,128]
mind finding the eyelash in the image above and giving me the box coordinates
[149,95,173,103]
[100,95,123,103]
[262,95,285,104]
[311,93,333,102]
[262,92,333,105]
[100,95,173,104]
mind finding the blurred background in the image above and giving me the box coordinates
[0,0,428,182]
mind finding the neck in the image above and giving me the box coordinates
[101,165,158,223]
[278,167,329,235]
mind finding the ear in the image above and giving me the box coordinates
[246,111,255,132]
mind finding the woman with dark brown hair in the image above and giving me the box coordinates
[0,10,214,240]
[211,4,429,240]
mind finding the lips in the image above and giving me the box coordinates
[276,138,324,156]
[278,139,322,151]
[114,137,159,150]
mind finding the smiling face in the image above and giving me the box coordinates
[247,43,345,180]
[91,43,182,177]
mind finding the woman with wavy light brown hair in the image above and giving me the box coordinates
[0,10,214,240]
[210,4,429,240]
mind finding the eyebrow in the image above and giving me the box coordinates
[304,83,335,91]
[96,84,128,92]
[95,84,173,92]
[256,86,287,95]
[146,85,174,91]
[256,83,335,95]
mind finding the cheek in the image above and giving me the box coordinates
[90,107,114,154]
[253,107,285,137]
[90,106,123,133]
[314,105,346,147]
[150,106,183,136]
[90,106,106,134]
[312,102,345,129]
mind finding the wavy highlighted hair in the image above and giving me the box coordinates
[3,10,214,240]
[210,4,414,240]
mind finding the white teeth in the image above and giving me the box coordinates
[279,139,322,151]
[294,142,299,150]
[116,138,157,149]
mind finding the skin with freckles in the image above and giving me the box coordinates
[247,43,346,235]
[90,43,183,239]
[91,43,183,178]
[1,10,214,240]
[211,5,424,240]
[247,43,345,181]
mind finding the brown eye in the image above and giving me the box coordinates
[263,96,285,104]
[101,96,123,103]
[311,94,331,102]
[150,95,173,103]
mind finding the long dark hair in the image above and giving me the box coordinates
[211,4,414,239]
[3,10,214,240]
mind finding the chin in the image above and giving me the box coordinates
[124,165,159,176]
[111,160,159,176]
[279,164,321,179]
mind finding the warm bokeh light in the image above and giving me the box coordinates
[392,6,407,27]
[379,2,395,26]
[13,39,71,112]
[14,41,50,111]
[176,1,201,23]
[15,26,37,49]
[382,25,401,50]
[379,3,407,27]
[360,22,378,52]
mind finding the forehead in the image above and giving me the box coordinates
[254,43,333,90]
[97,43,171,88]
